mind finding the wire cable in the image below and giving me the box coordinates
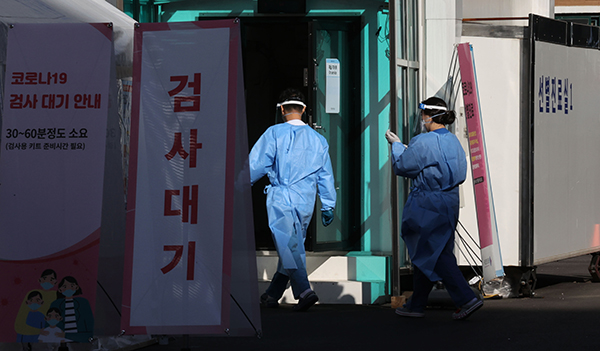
[455,234,483,278]
[458,219,481,250]
[97,280,122,317]
[230,294,261,338]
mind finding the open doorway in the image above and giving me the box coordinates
[242,19,310,250]
[240,17,361,252]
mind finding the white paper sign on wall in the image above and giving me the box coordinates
[325,58,340,114]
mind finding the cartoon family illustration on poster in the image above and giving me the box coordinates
[14,269,94,344]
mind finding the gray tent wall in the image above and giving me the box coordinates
[0,0,137,338]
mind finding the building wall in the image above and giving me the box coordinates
[158,0,396,255]
[423,0,555,268]
[556,0,600,5]
[463,0,554,24]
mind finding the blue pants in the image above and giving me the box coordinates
[409,235,476,312]
[265,256,310,300]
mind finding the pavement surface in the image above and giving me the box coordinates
[139,254,600,351]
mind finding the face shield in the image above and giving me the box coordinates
[412,103,449,135]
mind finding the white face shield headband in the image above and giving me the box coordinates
[419,103,447,123]
[277,100,307,108]
[278,100,306,118]
[419,103,447,111]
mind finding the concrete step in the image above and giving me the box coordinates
[256,253,389,304]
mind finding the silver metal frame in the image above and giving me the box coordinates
[389,0,421,297]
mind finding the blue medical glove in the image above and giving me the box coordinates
[322,209,334,227]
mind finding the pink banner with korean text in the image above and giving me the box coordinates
[457,43,504,282]
[121,20,243,335]
[0,23,113,343]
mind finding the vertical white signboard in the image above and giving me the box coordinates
[122,21,239,335]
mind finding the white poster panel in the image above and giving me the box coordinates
[533,41,600,264]
[0,23,112,342]
[123,22,235,334]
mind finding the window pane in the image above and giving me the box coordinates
[407,0,418,62]
[394,0,405,60]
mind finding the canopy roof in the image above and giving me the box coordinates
[0,0,136,74]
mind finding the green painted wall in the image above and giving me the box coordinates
[123,0,404,284]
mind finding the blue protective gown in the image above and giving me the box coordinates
[250,121,336,270]
[391,128,467,281]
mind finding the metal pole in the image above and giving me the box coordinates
[133,0,140,22]
[388,0,401,299]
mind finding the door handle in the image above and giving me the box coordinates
[313,58,318,90]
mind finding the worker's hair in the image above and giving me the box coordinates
[279,88,305,113]
[421,97,456,125]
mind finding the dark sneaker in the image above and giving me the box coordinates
[293,291,319,312]
[452,297,483,320]
[395,306,425,318]
[260,293,279,308]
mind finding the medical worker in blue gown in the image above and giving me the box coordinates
[250,88,336,312]
[386,97,483,320]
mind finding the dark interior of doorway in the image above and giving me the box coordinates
[241,19,310,250]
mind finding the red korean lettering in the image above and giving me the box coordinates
[161,245,183,275]
[37,72,48,85]
[163,185,198,224]
[93,94,101,108]
[56,94,69,109]
[165,132,189,161]
[169,73,201,112]
[42,94,56,109]
[168,75,188,96]
[174,96,200,112]
[164,190,181,216]
[10,94,23,109]
[189,129,202,168]
[182,185,198,224]
[11,72,24,85]
[25,72,38,85]
[165,130,202,167]
[74,94,92,109]
[187,241,196,280]
[160,242,196,280]
[23,94,38,109]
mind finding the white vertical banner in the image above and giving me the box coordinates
[0,23,112,343]
[457,43,504,282]
[122,20,239,335]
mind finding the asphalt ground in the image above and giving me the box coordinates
[136,254,600,351]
